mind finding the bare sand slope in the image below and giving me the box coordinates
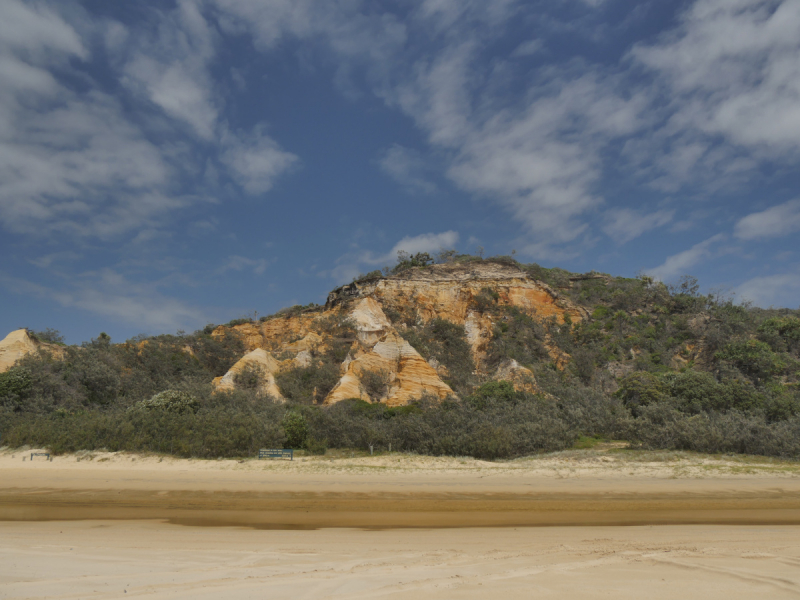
[2,521,800,599]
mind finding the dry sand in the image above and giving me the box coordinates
[2,446,800,598]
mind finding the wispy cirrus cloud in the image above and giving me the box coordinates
[216,255,273,276]
[628,0,800,189]
[1,269,208,333]
[603,208,674,244]
[0,0,298,243]
[378,144,437,194]
[736,270,800,308]
[735,199,800,240]
[218,125,298,195]
[646,233,726,282]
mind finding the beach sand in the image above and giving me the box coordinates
[2,447,800,598]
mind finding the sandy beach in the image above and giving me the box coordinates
[2,447,800,598]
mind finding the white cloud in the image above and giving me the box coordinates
[387,40,477,148]
[116,1,298,194]
[734,198,800,240]
[445,73,648,248]
[0,0,88,60]
[329,230,460,283]
[647,233,725,281]
[28,251,83,269]
[629,0,800,187]
[0,0,298,241]
[378,144,436,194]
[736,271,800,308]
[603,208,674,244]
[118,0,219,140]
[205,0,654,255]
[5,0,799,277]
[365,9,650,256]
[217,255,272,275]
[383,231,460,261]
[219,125,299,195]
[208,0,407,91]
[0,2,180,239]
[1,269,208,332]
[511,39,543,57]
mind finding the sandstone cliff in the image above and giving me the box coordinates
[213,262,586,405]
[0,329,64,373]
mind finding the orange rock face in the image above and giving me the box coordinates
[325,331,454,406]
[3,263,584,406]
[213,262,587,405]
[213,310,330,353]
[212,348,285,401]
[353,263,585,368]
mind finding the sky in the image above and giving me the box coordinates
[1,0,799,344]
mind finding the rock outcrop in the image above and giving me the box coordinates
[327,262,586,368]
[326,330,454,406]
[0,329,63,373]
[210,262,587,405]
[212,348,285,400]
[494,359,539,394]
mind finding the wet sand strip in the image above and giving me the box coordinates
[2,488,800,529]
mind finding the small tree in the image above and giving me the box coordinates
[31,328,66,344]
[392,251,435,273]
[360,368,391,400]
[282,411,309,448]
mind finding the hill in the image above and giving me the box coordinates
[1,254,799,459]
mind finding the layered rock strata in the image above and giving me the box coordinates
[211,262,587,405]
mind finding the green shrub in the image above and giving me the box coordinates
[133,390,199,414]
[716,340,785,383]
[283,411,309,448]
[484,308,550,370]
[0,367,32,397]
[468,380,516,409]
[30,328,66,344]
[473,287,500,312]
[233,363,266,390]
[0,367,32,407]
[225,318,253,327]
[304,436,328,455]
[360,368,391,400]
[276,363,341,404]
[392,251,435,274]
[352,270,383,283]
[759,316,800,354]
[615,372,668,415]
[628,403,800,458]
[1,402,286,458]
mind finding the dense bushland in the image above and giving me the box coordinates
[2,253,800,460]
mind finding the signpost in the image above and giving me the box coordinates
[258,449,293,461]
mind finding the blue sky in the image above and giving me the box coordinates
[1,0,799,344]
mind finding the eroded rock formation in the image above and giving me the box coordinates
[212,348,285,400]
[0,329,63,373]
[212,262,586,405]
